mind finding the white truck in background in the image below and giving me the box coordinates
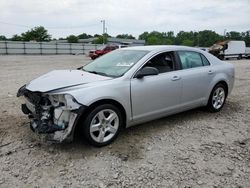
[209,40,250,60]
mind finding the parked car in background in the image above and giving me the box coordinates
[17,45,235,147]
[89,45,119,59]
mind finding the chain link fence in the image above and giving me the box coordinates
[0,41,102,55]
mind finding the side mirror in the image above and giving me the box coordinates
[135,67,159,79]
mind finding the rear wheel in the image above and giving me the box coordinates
[82,104,122,147]
[207,84,227,112]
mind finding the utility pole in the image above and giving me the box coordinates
[224,29,227,39]
[101,20,105,45]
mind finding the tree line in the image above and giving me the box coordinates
[139,30,250,47]
[0,26,249,47]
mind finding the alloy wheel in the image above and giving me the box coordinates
[212,87,225,110]
[89,109,119,143]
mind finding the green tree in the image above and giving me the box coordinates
[165,31,175,44]
[147,31,165,44]
[138,32,149,40]
[116,34,135,39]
[147,36,160,45]
[196,30,222,47]
[11,34,23,41]
[243,31,250,47]
[181,39,194,46]
[93,34,100,37]
[0,35,7,40]
[162,38,173,45]
[138,31,174,45]
[93,35,107,44]
[166,31,175,39]
[21,26,51,41]
[226,31,242,40]
[66,35,78,43]
[78,33,92,39]
[174,30,222,47]
[175,31,195,45]
[93,33,110,44]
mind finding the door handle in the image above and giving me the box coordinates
[171,75,181,81]
[208,70,214,74]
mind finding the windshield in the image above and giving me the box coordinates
[83,50,149,77]
[97,46,106,50]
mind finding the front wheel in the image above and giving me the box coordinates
[207,84,227,112]
[82,104,122,147]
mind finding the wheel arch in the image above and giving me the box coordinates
[214,80,228,97]
[206,80,229,112]
[77,99,127,129]
[205,79,229,106]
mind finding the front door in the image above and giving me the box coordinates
[130,51,182,123]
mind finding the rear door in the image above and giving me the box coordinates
[176,51,214,107]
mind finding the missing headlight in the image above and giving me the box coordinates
[48,94,81,110]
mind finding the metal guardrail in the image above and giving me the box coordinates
[0,41,101,55]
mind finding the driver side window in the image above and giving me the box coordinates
[143,52,175,74]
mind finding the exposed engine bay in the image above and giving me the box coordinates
[17,85,84,142]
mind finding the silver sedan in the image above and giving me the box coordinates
[17,45,235,146]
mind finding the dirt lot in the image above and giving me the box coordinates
[0,55,249,188]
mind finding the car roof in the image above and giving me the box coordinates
[119,45,203,53]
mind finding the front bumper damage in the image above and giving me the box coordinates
[17,85,86,143]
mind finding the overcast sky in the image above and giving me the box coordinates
[0,0,250,39]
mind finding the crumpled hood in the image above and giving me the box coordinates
[26,70,111,92]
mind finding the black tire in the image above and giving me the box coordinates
[218,55,224,60]
[207,83,227,112]
[82,104,123,147]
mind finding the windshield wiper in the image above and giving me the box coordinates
[83,69,110,77]
[77,66,83,70]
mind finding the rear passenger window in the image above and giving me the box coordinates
[178,51,203,69]
[201,54,210,66]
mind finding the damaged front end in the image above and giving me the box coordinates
[17,85,85,142]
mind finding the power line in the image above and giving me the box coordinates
[48,23,100,29]
[0,21,30,28]
[0,21,100,29]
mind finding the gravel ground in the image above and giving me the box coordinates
[0,55,249,188]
